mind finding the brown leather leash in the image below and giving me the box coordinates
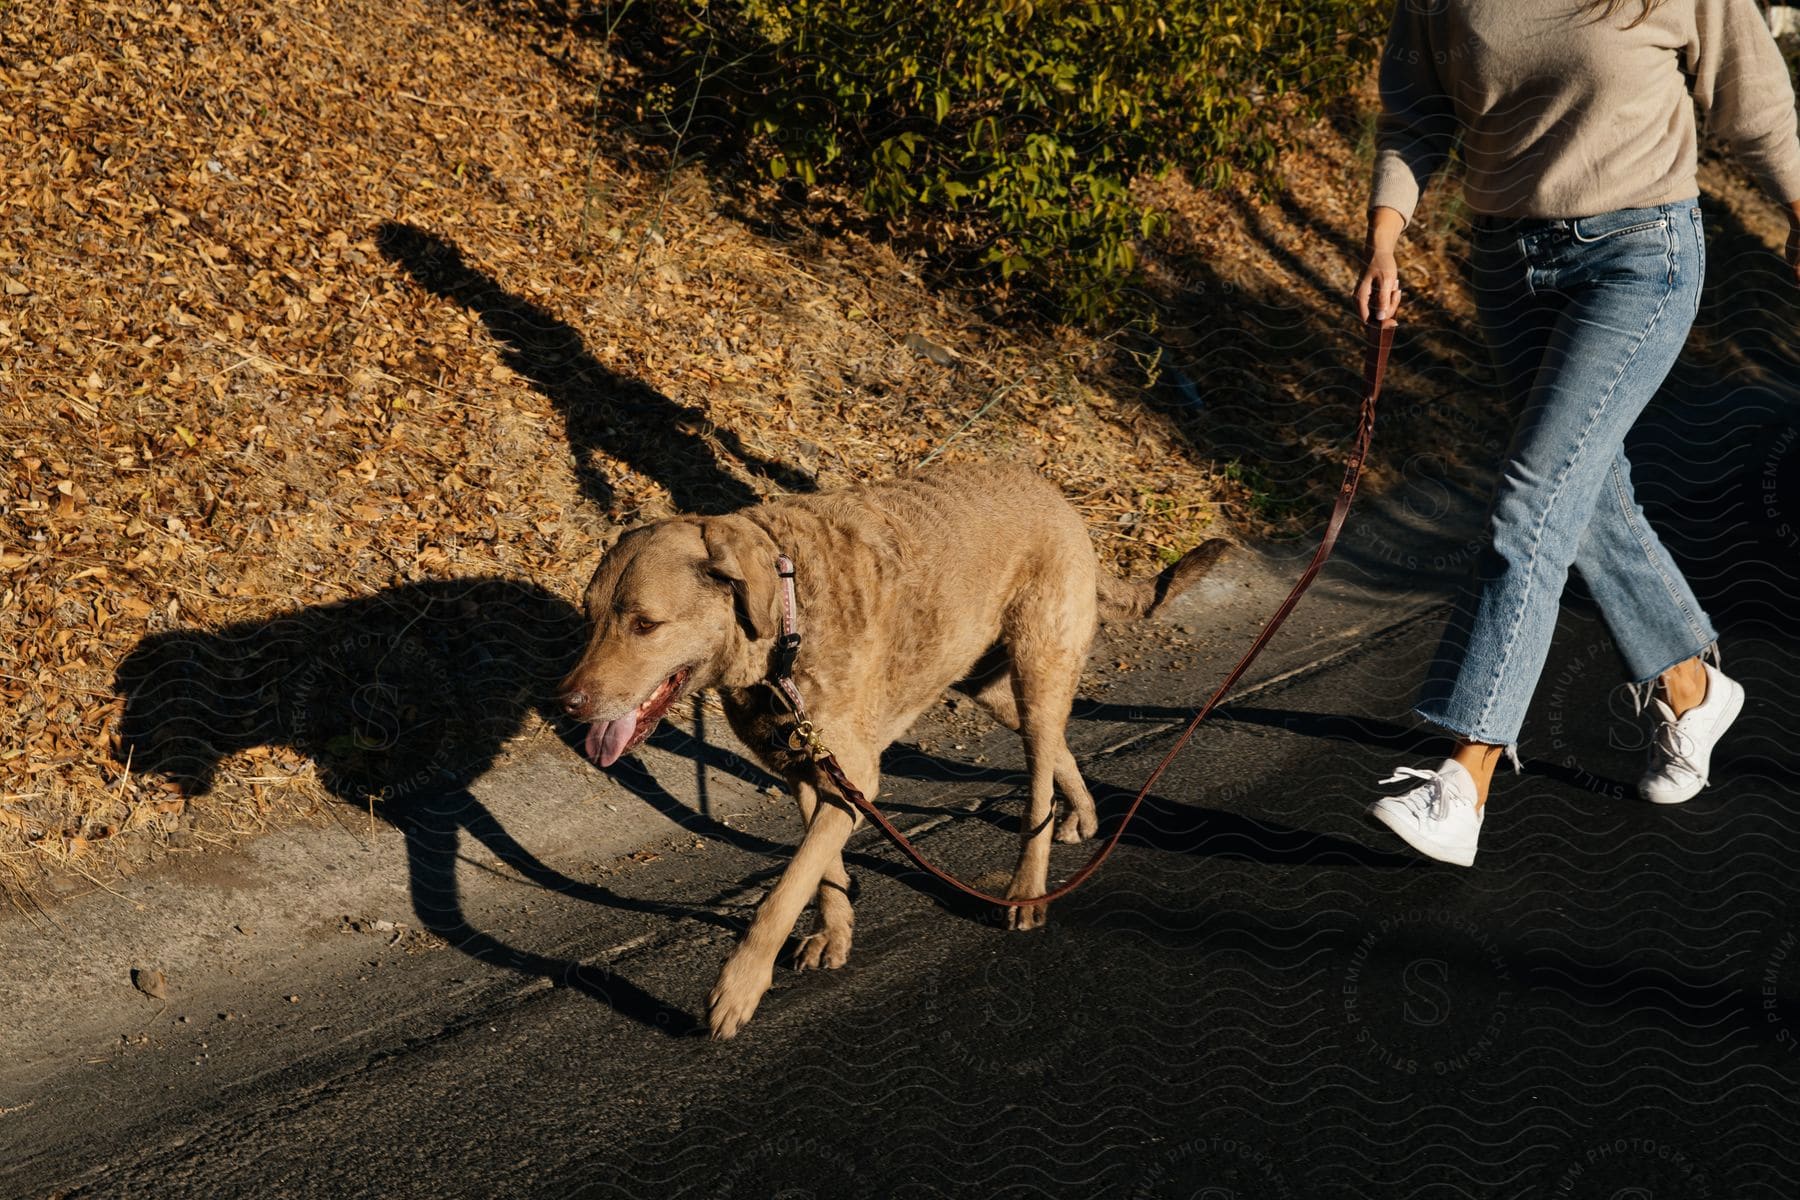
[779,318,1398,909]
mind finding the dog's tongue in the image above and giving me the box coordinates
[585,711,640,768]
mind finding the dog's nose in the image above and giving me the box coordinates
[561,689,590,717]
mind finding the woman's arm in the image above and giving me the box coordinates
[1358,2,1456,317]
[1367,2,1457,229]
[1688,0,1800,268]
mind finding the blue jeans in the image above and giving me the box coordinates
[1414,198,1718,761]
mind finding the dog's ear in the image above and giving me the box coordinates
[699,518,780,641]
[575,525,630,613]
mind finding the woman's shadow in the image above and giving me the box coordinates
[111,577,709,1035]
[373,221,815,515]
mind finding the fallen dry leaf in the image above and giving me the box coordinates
[130,967,168,1001]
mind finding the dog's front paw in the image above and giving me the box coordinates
[1004,899,1049,932]
[793,923,853,971]
[707,954,773,1040]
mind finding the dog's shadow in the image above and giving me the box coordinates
[112,577,714,1035]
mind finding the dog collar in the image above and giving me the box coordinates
[769,554,814,744]
[773,553,802,678]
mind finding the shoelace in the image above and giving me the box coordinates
[1648,717,1701,782]
[1378,766,1448,821]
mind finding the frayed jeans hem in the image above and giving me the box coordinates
[1625,636,1720,688]
[1622,638,1720,716]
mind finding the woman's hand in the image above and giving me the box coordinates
[1356,206,1409,322]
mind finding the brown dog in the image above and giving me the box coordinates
[558,462,1226,1038]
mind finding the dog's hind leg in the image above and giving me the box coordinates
[965,658,1098,846]
[709,748,875,1039]
[1049,749,1099,845]
[790,778,854,971]
[1001,643,1087,931]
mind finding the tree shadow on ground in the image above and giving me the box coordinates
[942,774,1420,871]
[374,222,815,516]
[596,728,1031,928]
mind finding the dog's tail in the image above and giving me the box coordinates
[1096,538,1232,623]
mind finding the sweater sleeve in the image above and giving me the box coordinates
[1687,0,1800,204]
[1369,1,1459,227]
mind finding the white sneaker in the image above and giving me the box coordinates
[1639,662,1744,805]
[1368,759,1483,867]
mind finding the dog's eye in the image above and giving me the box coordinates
[631,616,662,636]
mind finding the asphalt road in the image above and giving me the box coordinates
[12,573,1800,1199]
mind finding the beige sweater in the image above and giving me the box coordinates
[1371,0,1800,223]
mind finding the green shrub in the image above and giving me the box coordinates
[647,0,1388,321]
